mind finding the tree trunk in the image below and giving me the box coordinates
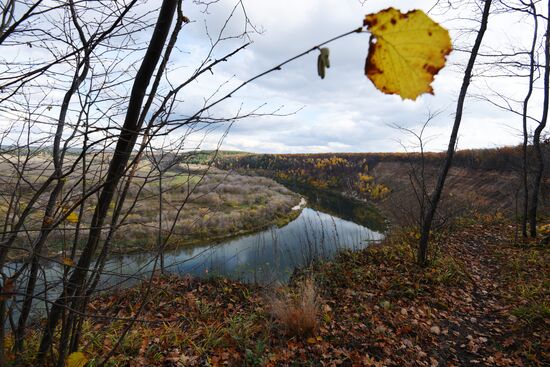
[37,0,179,361]
[418,0,493,266]
[159,168,164,274]
[528,1,549,237]
[521,1,538,238]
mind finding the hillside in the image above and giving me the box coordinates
[215,146,550,226]
[0,157,300,259]
[28,217,547,366]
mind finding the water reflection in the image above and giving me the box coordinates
[4,195,384,321]
[283,183,387,232]
[99,207,382,287]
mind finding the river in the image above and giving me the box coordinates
[5,188,384,320]
[93,187,385,287]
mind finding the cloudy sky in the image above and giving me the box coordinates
[156,0,545,154]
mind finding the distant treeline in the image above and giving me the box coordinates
[215,153,391,201]
[184,150,250,165]
[216,145,549,173]
[213,145,550,207]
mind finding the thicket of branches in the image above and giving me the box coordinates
[0,0,266,364]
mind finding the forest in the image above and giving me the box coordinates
[0,0,548,366]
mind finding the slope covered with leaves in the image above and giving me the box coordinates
[15,216,548,366]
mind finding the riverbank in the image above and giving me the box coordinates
[108,203,304,256]
[15,215,548,366]
[215,150,550,227]
[281,182,387,233]
[5,168,302,261]
[98,169,302,254]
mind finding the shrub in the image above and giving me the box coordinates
[270,278,319,336]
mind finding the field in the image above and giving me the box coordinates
[109,167,301,253]
[0,153,300,258]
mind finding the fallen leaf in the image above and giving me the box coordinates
[66,351,88,367]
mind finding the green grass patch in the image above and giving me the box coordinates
[512,303,550,323]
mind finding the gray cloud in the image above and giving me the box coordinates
[165,0,545,153]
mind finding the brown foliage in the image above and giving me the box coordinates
[12,218,549,366]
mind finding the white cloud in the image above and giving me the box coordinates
[168,0,546,154]
[2,0,544,154]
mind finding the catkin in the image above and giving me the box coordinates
[317,47,330,79]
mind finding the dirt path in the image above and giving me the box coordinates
[415,223,549,366]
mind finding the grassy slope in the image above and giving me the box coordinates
[1,163,301,259]
[16,217,548,366]
[109,168,301,253]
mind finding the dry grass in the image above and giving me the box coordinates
[270,278,319,336]
[1,158,300,257]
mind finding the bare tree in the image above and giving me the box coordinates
[0,1,264,364]
[522,0,539,237]
[529,0,549,237]
[389,112,441,229]
[0,0,44,45]
[418,0,493,266]
[37,1,180,361]
[470,0,548,238]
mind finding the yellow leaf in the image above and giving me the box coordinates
[66,211,79,223]
[306,337,316,344]
[363,8,452,100]
[0,278,15,301]
[66,351,88,367]
[62,258,75,267]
